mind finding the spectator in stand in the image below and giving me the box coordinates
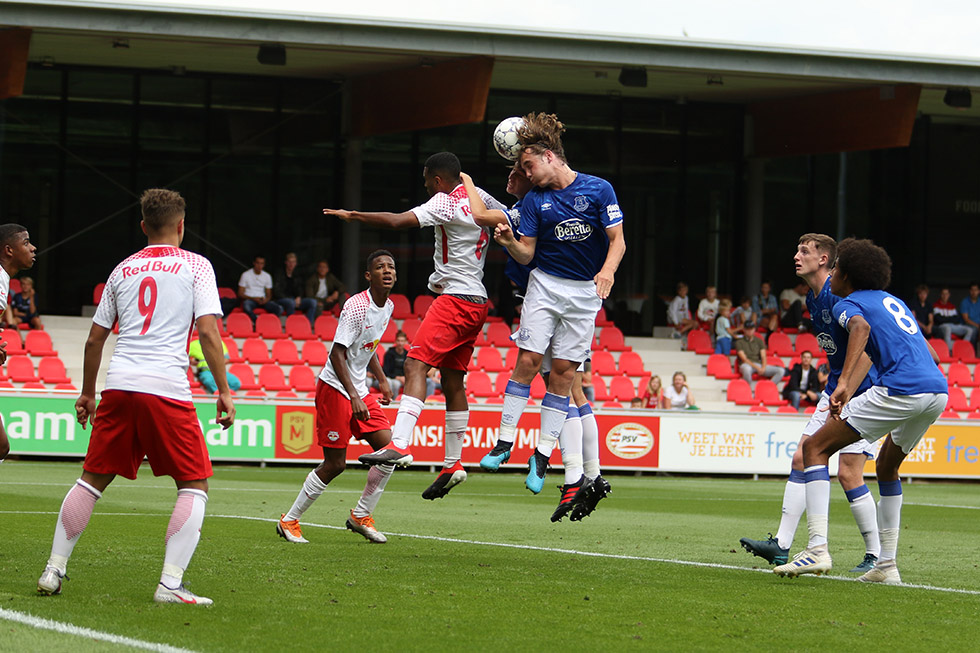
[667,282,698,339]
[644,374,664,409]
[380,331,409,398]
[752,280,779,333]
[959,282,980,353]
[629,396,644,409]
[581,362,595,403]
[714,299,734,354]
[908,284,933,337]
[188,338,241,394]
[782,350,821,411]
[273,252,318,326]
[697,286,719,327]
[731,296,757,337]
[664,371,696,410]
[933,286,976,352]
[238,256,282,322]
[306,259,346,315]
[779,280,810,332]
[6,276,43,329]
[734,329,785,386]
[816,363,829,392]
[425,367,441,399]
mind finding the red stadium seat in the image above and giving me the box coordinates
[467,371,496,398]
[271,340,301,366]
[476,347,505,373]
[969,387,980,412]
[379,321,398,344]
[303,340,327,367]
[0,331,23,356]
[258,364,290,391]
[284,315,315,340]
[748,405,771,413]
[686,329,713,355]
[8,278,20,295]
[755,380,788,406]
[598,326,627,352]
[242,339,272,365]
[594,305,613,327]
[766,332,795,357]
[224,338,243,363]
[38,358,71,384]
[591,351,617,376]
[244,389,268,398]
[217,286,237,300]
[92,282,105,305]
[952,340,979,364]
[706,354,738,380]
[494,372,511,397]
[7,356,37,383]
[400,318,421,342]
[618,351,646,376]
[967,409,980,420]
[591,375,609,401]
[929,338,952,363]
[54,383,77,391]
[228,364,259,390]
[793,332,821,357]
[22,382,46,390]
[777,405,800,414]
[255,314,284,339]
[504,348,519,371]
[609,375,637,402]
[726,379,756,406]
[226,313,254,338]
[289,365,317,393]
[487,322,515,348]
[603,401,623,409]
[275,390,299,399]
[413,295,434,318]
[314,315,338,341]
[25,330,57,356]
[530,375,546,399]
[946,362,976,387]
[389,293,413,320]
[947,386,970,412]
[764,354,785,370]
[940,409,961,419]
[375,344,385,363]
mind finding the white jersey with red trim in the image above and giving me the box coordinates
[0,266,9,313]
[319,289,393,400]
[94,245,222,401]
[412,184,506,297]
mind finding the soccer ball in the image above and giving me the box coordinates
[492,117,524,161]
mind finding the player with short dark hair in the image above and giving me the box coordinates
[37,188,235,605]
[323,153,507,500]
[0,223,37,460]
[277,250,405,544]
[774,237,947,584]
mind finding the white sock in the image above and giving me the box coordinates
[804,465,830,548]
[47,479,101,573]
[284,470,328,522]
[845,485,881,556]
[878,479,903,561]
[499,380,531,445]
[559,405,584,484]
[161,488,208,589]
[444,411,468,467]
[353,464,394,518]
[390,395,424,448]
[579,403,600,479]
[775,469,806,550]
[536,393,569,458]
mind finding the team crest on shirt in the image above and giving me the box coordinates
[817,332,837,355]
[361,338,379,352]
[518,327,531,342]
[838,311,848,328]
[822,309,832,324]
[554,218,593,242]
[327,430,340,442]
[573,195,589,213]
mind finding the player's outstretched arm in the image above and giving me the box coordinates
[460,172,508,227]
[494,222,536,264]
[368,352,392,405]
[830,314,871,414]
[75,323,111,429]
[197,314,235,430]
[329,343,369,420]
[322,208,420,230]
[595,223,626,299]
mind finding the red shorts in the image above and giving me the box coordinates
[409,294,488,371]
[315,380,390,448]
[83,390,212,481]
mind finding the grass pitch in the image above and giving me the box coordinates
[1,460,979,651]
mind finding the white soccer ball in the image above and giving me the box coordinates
[492,117,524,161]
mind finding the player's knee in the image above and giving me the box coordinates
[323,457,346,477]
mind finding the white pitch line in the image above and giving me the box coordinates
[0,607,199,653]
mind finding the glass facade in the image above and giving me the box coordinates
[1,64,977,331]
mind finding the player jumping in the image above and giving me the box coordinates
[277,250,405,544]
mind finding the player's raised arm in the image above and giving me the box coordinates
[460,172,508,227]
[322,208,419,230]
[196,314,235,430]
[75,323,112,429]
[494,222,536,265]
[595,223,626,299]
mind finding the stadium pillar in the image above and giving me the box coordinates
[744,158,764,296]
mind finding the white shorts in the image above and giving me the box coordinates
[515,268,600,363]
[841,386,947,454]
[803,392,876,457]
[539,346,586,375]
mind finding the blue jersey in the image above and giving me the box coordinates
[806,276,875,396]
[834,289,947,395]
[504,198,533,293]
[517,172,622,281]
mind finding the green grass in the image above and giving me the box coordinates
[2,461,979,652]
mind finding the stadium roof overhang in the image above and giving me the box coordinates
[3,0,980,121]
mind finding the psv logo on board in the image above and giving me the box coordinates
[606,422,655,460]
[281,411,314,454]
